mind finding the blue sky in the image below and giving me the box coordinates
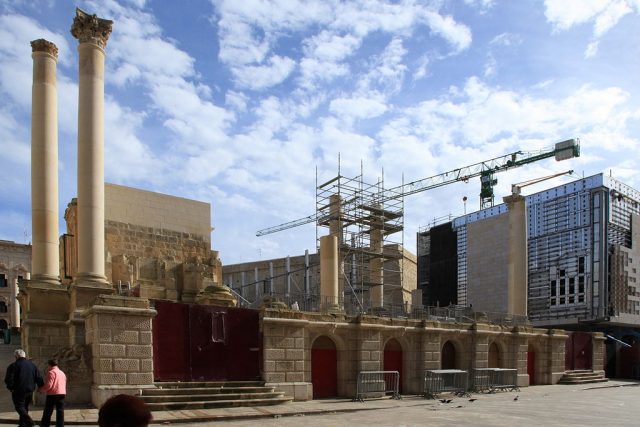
[1,0,639,265]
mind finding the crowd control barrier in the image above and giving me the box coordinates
[423,369,469,399]
[354,371,401,401]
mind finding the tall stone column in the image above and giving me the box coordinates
[70,8,113,289]
[30,39,60,285]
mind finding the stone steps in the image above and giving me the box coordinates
[140,381,292,411]
[558,370,608,384]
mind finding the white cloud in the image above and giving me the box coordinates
[544,0,611,30]
[412,54,430,81]
[585,40,599,58]
[358,38,407,95]
[544,0,639,57]
[303,31,361,62]
[329,96,388,121]
[423,10,472,53]
[212,0,473,92]
[225,90,249,112]
[232,55,296,90]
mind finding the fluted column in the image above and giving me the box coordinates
[30,39,60,285]
[70,8,113,286]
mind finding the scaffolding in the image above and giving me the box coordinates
[315,163,405,310]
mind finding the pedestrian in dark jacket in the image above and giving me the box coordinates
[4,349,44,427]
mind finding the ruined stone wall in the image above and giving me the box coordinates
[61,184,222,302]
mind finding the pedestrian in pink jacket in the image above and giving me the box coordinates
[39,359,66,427]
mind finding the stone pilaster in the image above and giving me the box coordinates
[547,329,568,384]
[592,332,606,374]
[30,39,60,286]
[470,324,490,369]
[420,328,441,371]
[82,294,156,406]
[70,8,112,289]
[262,315,312,400]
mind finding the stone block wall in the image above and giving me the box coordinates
[83,294,156,406]
[592,332,606,373]
[262,309,570,400]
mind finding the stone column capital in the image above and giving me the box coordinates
[70,7,113,49]
[30,39,58,58]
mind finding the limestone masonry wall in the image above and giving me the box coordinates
[83,295,157,406]
[105,183,211,239]
[261,309,576,400]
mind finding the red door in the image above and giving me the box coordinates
[527,351,536,385]
[153,300,189,381]
[153,301,261,382]
[311,336,337,398]
[384,339,403,393]
[565,332,593,370]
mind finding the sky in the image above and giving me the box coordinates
[0,0,639,265]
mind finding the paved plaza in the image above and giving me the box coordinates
[0,380,638,426]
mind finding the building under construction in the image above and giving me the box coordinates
[418,172,640,378]
[227,166,417,313]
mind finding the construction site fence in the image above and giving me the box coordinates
[354,371,401,401]
[235,291,528,327]
[471,368,519,392]
[423,369,469,399]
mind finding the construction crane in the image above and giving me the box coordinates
[510,170,575,197]
[256,138,580,236]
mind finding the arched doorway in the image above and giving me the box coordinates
[442,340,456,369]
[383,338,403,393]
[527,343,536,385]
[488,342,502,368]
[311,336,337,398]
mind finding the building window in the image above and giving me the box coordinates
[0,274,7,288]
[0,302,7,313]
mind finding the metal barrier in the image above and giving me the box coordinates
[471,368,519,393]
[423,369,469,399]
[354,371,401,401]
[470,368,493,392]
[489,368,519,392]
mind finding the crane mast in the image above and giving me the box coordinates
[256,138,580,237]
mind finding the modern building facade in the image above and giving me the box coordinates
[418,173,640,377]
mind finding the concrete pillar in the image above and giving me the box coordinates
[320,235,339,309]
[70,8,113,286]
[329,195,345,298]
[30,39,60,285]
[504,194,527,315]
[370,212,384,309]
